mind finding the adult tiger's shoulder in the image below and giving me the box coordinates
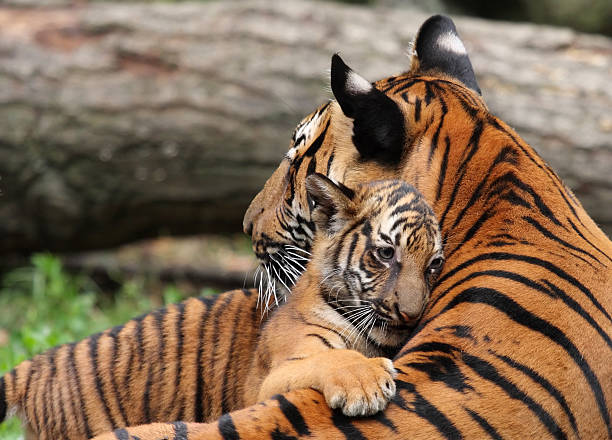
[94,14,611,440]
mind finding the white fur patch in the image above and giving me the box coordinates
[346,70,372,94]
[435,32,467,55]
[313,306,350,342]
[286,110,325,161]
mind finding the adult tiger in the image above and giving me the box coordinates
[56,14,612,439]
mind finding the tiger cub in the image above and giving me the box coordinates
[243,174,444,416]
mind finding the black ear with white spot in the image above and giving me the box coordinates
[415,15,481,95]
[330,54,405,164]
[305,173,356,234]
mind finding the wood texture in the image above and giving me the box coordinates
[0,1,610,253]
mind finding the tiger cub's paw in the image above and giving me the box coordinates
[322,357,397,417]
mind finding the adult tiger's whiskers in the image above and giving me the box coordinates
[254,245,311,318]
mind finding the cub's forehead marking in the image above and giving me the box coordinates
[435,31,466,55]
[286,108,327,161]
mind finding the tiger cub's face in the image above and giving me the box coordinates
[306,174,444,337]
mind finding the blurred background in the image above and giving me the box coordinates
[0,0,610,437]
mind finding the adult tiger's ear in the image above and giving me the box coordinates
[330,54,405,164]
[413,15,481,95]
[305,173,356,234]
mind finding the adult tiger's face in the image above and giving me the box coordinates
[243,16,486,303]
[306,175,444,342]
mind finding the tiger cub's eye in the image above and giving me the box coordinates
[376,246,395,261]
[427,257,444,276]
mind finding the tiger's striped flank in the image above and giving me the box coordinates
[0,289,267,439]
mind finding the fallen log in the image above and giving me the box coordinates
[0,1,610,254]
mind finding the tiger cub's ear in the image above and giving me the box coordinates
[305,173,356,234]
[330,54,405,164]
[412,15,481,95]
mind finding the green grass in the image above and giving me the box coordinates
[0,254,216,440]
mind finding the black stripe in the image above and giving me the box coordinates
[296,313,351,348]
[208,294,234,417]
[462,352,567,439]
[436,252,611,323]
[491,351,579,436]
[439,120,483,230]
[424,82,435,105]
[61,344,85,440]
[523,215,601,264]
[400,341,459,358]
[566,217,612,263]
[142,359,154,422]
[404,354,473,393]
[567,249,598,269]
[331,410,368,440]
[332,218,365,269]
[306,156,317,176]
[395,380,462,439]
[44,349,59,436]
[344,232,360,271]
[436,135,451,202]
[414,97,422,121]
[114,428,130,440]
[442,287,610,437]
[304,120,330,157]
[446,208,495,259]
[465,408,503,440]
[456,94,480,118]
[325,151,335,175]
[391,78,420,95]
[500,190,531,208]
[218,413,241,440]
[89,333,115,426]
[486,240,515,247]
[172,301,186,417]
[369,411,398,433]
[427,269,612,351]
[30,360,42,433]
[49,347,70,438]
[107,328,128,426]
[194,297,215,422]
[272,395,311,436]
[540,279,612,349]
[451,146,518,231]
[222,305,243,414]
[154,307,168,420]
[1,376,7,422]
[271,428,298,440]
[487,116,582,224]
[428,94,447,165]
[386,183,412,206]
[68,343,93,439]
[306,333,334,349]
[125,315,145,396]
[172,421,188,440]
[486,172,563,227]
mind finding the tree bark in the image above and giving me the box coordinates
[0,1,610,254]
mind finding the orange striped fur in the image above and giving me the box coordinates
[92,15,611,440]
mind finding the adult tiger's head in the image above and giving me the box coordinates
[306,174,444,337]
[243,15,486,303]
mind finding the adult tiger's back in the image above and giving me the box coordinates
[97,14,612,440]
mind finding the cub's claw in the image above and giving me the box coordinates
[323,357,397,417]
